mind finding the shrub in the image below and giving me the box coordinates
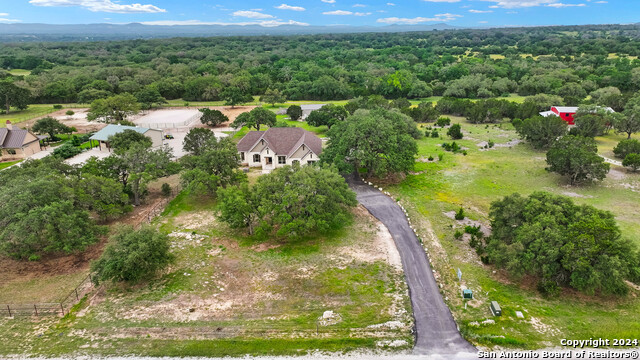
[438,153,444,161]
[613,139,640,159]
[623,153,640,172]
[465,225,482,238]
[431,130,439,138]
[52,143,82,159]
[455,207,465,220]
[65,110,75,116]
[442,142,461,152]
[447,123,463,139]
[488,140,495,148]
[436,117,451,127]
[428,155,434,161]
[53,104,63,110]
[469,235,480,249]
[454,230,463,240]
[161,183,172,197]
[91,226,174,284]
[273,119,293,128]
[71,135,82,146]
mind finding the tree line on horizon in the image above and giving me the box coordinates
[1,25,640,107]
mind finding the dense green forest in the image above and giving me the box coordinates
[2,24,640,105]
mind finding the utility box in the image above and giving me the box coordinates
[462,289,473,300]
[490,301,502,317]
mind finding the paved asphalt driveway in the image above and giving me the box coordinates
[347,175,476,356]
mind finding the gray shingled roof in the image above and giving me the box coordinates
[236,128,322,156]
[0,128,7,146]
[236,131,265,152]
[0,129,30,149]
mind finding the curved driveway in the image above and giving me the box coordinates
[347,175,476,355]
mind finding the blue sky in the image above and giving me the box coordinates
[0,0,631,27]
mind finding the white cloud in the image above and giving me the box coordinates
[353,3,366,7]
[0,17,20,23]
[387,2,396,5]
[479,0,558,8]
[29,0,166,13]
[323,10,352,15]
[422,0,461,2]
[469,9,493,13]
[232,10,275,19]
[355,12,372,16]
[479,20,488,23]
[275,4,305,11]
[0,13,8,16]
[321,0,336,3]
[141,19,309,27]
[377,13,462,24]
[546,2,586,6]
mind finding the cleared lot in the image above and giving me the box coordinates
[134,109,201,129]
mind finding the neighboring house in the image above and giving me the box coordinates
[237,127,322,171]
[89,124,163,151]
[275,104,327,120]
[539,106,614,125]
[301,104,326,120]
[0,121,44,161]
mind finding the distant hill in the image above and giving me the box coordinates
[0,22,460,42]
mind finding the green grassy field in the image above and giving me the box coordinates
[0,105,60,127]
[0,160,22,170]
[384,117,640,349]
[7,69,31,76]
[0,190,412,357]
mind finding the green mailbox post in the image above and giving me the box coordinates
[462,289,473,300]
[490,301,502,316]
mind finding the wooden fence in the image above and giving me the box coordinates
[1,274,94,317]
[2,184,183,317]
[138,184,181,227]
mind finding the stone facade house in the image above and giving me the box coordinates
[0,121,43,161]
[237,127,322,171]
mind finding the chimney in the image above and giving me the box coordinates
[5,121,12,130]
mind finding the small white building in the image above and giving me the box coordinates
[237,127,322,171]
[89,124,163,151]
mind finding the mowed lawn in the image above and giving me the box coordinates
[385,117,640,349]
[0,105,60,127]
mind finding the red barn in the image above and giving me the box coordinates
[545,106,579,125]
[539,106,615,126]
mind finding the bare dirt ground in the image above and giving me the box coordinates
[20,106,255,135]
[63,201,412,352]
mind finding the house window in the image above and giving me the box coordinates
[278,156,286,164]
[240,152,245,161]
[7,149,16,155]
[292,160,300,166]
[307,160,316,165]
[253,154,261,162]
